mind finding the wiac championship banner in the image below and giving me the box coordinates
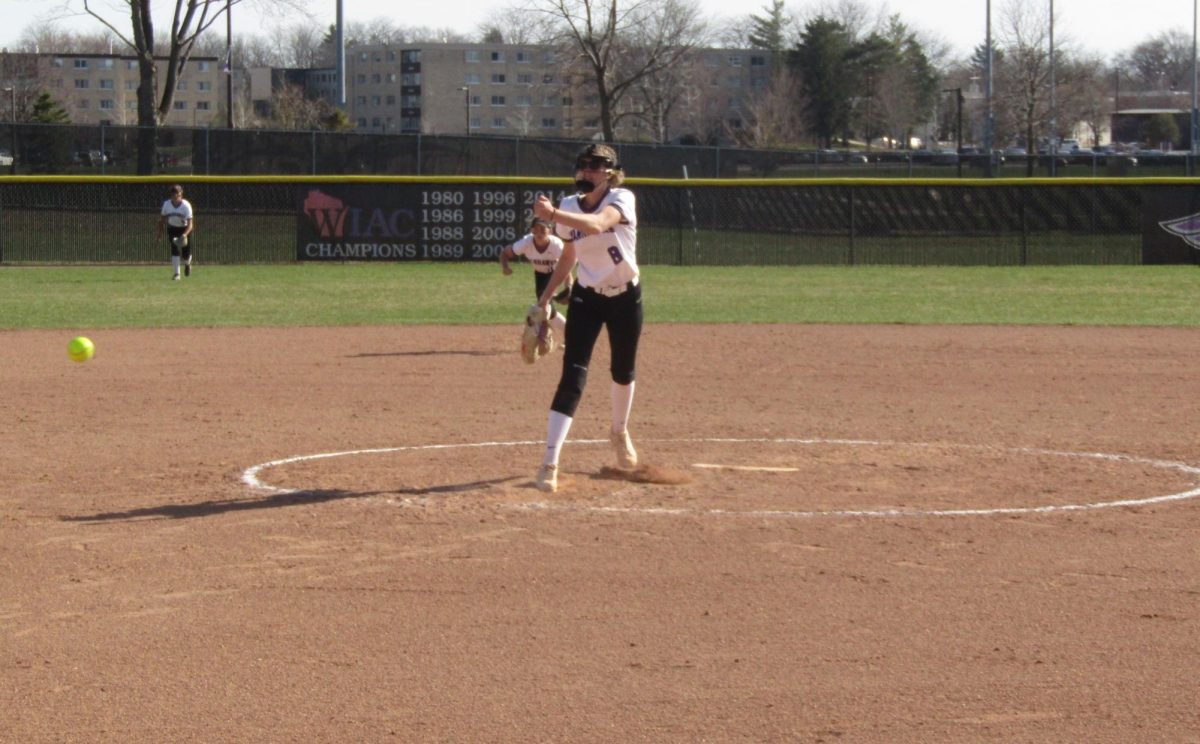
[296,183,568,261]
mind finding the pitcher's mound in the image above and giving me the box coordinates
[597,463,693,485]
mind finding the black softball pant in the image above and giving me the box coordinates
[167,227,191,260]
[550,282,643,417]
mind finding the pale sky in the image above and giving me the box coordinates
[0,0,1193,62]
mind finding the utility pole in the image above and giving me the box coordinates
[943,88,964,178]
[225,0,233,129]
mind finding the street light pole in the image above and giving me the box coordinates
[460,85,471,174]
[460,86,470,135]
[3,85,14,175]
[226,0,233,129]
[1192,0,1197,173]
[985,0,995,177]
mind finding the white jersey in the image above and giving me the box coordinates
[510,232,565,274]
[161,198,194,228]
[555,187,638,290]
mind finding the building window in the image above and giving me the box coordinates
[469,95,481,106]
[387,51,397,61]
[465,50,480,63]
[543,52,555,64]
[541,118,557,128]
[750,55,766,67]
[401,95,420,107]
[198,61,210,71]
[515,95,531,107]
[371,95,382,105]
[356,74,366,84]
[372,117,381,127]
[584,118,599,128]
[126,80,136,90]
[196,101,210,110]
[543,95,559,106]
[53,58,64,67]
[197,81,211,91]
[177,80,188,91]
[491,117,506,129]
[517,73,533,85]
[465,73,481,85]
[386,95,396,105]
[468,116,480,130]
[357,118,367,127]
[516,51,531,63]
[729,55,742,67]
[77,99,89,108]
[100,99,114,109]
[99,79,114,89]
[74,59,88,69]
[372,73,381,84]
[74,79,89,89]
[402,50,420,63]
[542,74,554,84]
[99,59,114,69]
[491,95,505,106]
[402,73,420,85]
[388,73,397,83]
[490,51,504,62]
[127,60,138,70]
[491,73,506,84]
[356,96,367,105]
[173,100,186,109]
[359,52,368,61]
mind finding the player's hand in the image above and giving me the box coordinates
[533,195,555,221]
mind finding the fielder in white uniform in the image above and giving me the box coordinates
[500,217,571,342]
[528,143,643,493]
[157,184,194,281]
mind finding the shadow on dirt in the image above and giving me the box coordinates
[60,476,524,522]
[348,349,506,358]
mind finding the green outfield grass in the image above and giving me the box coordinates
[2,263,1199,329]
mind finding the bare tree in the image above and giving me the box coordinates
[79,0,305,173]
[733,66,805,147]
[535,0,707,141]
[477,7,562,45]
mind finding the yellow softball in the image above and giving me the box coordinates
[68,336,95,363]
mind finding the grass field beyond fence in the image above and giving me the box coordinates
[3,264,1200,330]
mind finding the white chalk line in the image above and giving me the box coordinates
[240,437,1200,519]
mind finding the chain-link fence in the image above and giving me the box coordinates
[0,122,1194,178]
[3,177,1197,266]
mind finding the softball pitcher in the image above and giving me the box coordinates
[529,143,642,493]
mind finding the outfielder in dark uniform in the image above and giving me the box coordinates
[529,144,642,493]
[500,217,572,344]
[157,184,194,281]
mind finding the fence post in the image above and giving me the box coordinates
[847,187,856,266]
[204,125,210,175]
[311,130,317,175]
[416,133,422,175]
[99,123,106,175]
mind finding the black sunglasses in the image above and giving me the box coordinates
[575,156,614,171]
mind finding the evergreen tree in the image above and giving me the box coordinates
[747,0,787,69]
[791,16,855,147]
[26,92,71,173]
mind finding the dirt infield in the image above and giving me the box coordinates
[3,324,1199,742]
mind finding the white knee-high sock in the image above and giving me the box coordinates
[544,410,573,466]
[171,256,181,274]
[611,381,635,434]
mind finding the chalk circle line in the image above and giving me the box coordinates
[240,437,1200,519]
